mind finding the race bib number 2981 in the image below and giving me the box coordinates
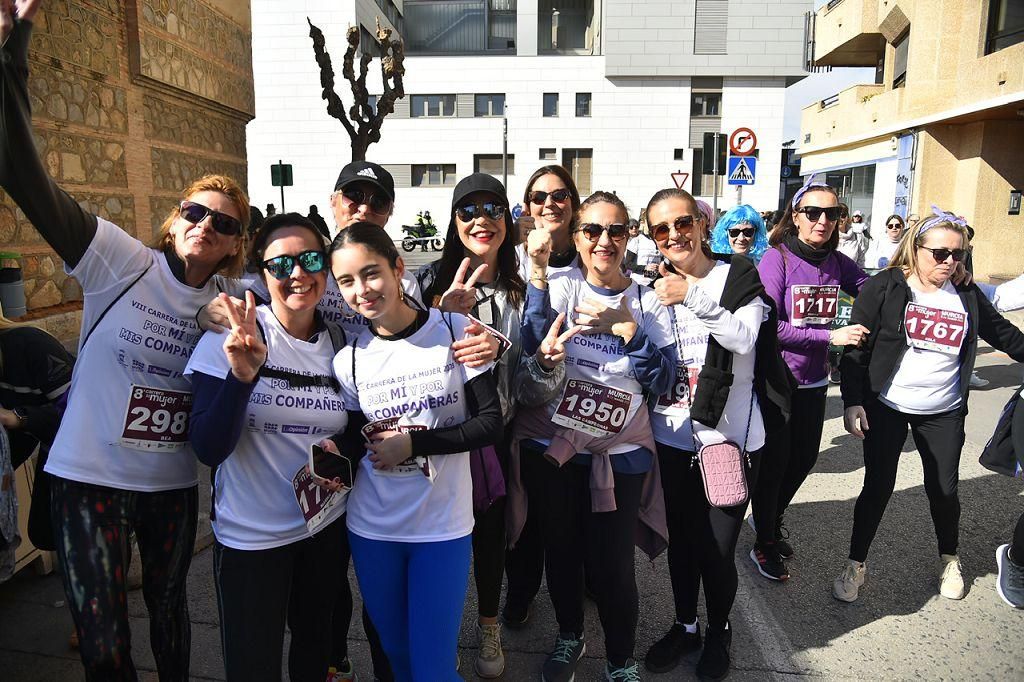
[119,385,192,452]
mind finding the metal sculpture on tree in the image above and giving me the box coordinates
[307,17,406,162]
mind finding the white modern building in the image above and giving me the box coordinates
[248,0,810,237]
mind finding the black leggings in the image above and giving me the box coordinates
[504,444,546,611]
[473,493,508,619]
[849,400,965,562]
[51,476,197,682]
[1012,512,1024,565]
[752,386,827,543]
[658,444,760,631]
[214,518,347,681]
[533,444,645,666]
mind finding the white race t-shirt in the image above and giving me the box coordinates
[516,243,579,283]
[248,270,421,338]
[542,269,674,453]
[184,306,349,550]
[631,235,661,268]
[648,262,768,452]
[334,309,492,543]
[45,219,245,492]
[880,280,967,414]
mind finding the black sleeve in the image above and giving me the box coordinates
[408,371,502,456]
[17,328,74,445]
[840,276,885,408]
[329,410,369,467]
[1,20,97,267]
[188,371,255,467]
[975,287,1024,363]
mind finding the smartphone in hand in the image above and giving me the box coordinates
[309,441,354,489]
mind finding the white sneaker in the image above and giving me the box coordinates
[475,623,505,678]
[832,559,866,602]
[969,372,989,388]
[939,554,965,599]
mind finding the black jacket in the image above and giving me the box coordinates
[840,268,1024,410]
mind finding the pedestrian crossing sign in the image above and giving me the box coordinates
[727,156,756,185]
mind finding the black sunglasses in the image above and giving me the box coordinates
[262,250,328,280]
[528,189,572,206]
[179,201,242,236]
[340,188,391,215]
[796,206,843,222]
[577,223,628,242]
[886,222,903,229]
[728,227,756,239]
[918,245,967,263]
[456,202,507,222]
[650,215,697,243]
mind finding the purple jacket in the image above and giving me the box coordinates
[757,245,868,385]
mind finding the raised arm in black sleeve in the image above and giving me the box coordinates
[408,371,502,456]
[1,20,97,267]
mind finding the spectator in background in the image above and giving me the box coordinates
[851,210,869,236]
[308,204,331,240]
[626,217,660,276]
[710,204,769,263]
[836,203,869,267]
[266,203,277,217]
[864,214,905,270]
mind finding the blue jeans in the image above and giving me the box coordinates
[348,532,471,682]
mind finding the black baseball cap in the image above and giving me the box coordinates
[451,173,509,210]
[334,161,395,201]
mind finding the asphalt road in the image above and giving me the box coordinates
[2,336,1022,681]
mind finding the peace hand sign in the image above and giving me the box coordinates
[222,291,267,383]
[438,257,487,315]
[537,313,583,370]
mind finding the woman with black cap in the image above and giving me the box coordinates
[416,173,525,678]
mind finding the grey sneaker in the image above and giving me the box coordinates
[939,554,965,600]
[542,632,586,682]
[475,623,505,678]
[832,559,866,602]
[605,657,641,681]
[996,544,1024,608]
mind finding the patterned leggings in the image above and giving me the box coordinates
[51,476,197,681]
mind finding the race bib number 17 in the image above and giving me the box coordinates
[119,385,192,452]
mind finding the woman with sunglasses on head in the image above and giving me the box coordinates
[834,208,1024,603]
[328,224,502,681]
[749,176,870,582]
[642,190,791,679]
[864,214,906,270]
[186,214,351,680]
[519,191,674,681]
[414,173,524,678]
[0,5,248,677]
[710,204,769,264]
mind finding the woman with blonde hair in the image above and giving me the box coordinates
[835,207,1024,603]
[2,5,248,676]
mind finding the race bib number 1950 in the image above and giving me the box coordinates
[904,303,967,354]
[790,285,839,327]
[119,385,192,452]
[552,379,631,437]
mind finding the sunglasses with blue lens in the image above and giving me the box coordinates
[456,202,507,222]
[262,250,327,280]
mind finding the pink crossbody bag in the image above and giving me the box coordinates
[692,393,754,509]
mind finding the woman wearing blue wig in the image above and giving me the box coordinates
[710,205,769,263]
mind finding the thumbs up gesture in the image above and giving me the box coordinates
[653,263,690,307]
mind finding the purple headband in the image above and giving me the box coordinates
[696,199,715,228]
[917,204,969,237]
[791,173,832,209]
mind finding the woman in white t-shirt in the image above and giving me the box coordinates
[863,214,906,270]
[328,224,502,681]
[836,207,1024,604]
[186,214,349,680]
[519,191,676,681]
[641,189,770,680]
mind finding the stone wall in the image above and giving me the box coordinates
[1,0,253,342]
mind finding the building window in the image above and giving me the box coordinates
[561,148,592,195]
[474,94,505,117]
[474,154,515,176]
[690,93,721,117]
[540,147,557,160]
[539,0,600,54]
[543,93,559,117]
[674,149,685,160]
[411,94,456,117]
[986,0,1024,53]
[406,0,517,54]
[892,31,909,88]
[575,93,591,117]
[412,164,457,187]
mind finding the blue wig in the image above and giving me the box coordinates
[710,204,768,263]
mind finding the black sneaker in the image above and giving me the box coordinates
[775,523,794,559]
[501,599,531,630]
[696,624,732,681]
[644,622,701,673]
[750,543,790,581]
[542,632,586,682]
